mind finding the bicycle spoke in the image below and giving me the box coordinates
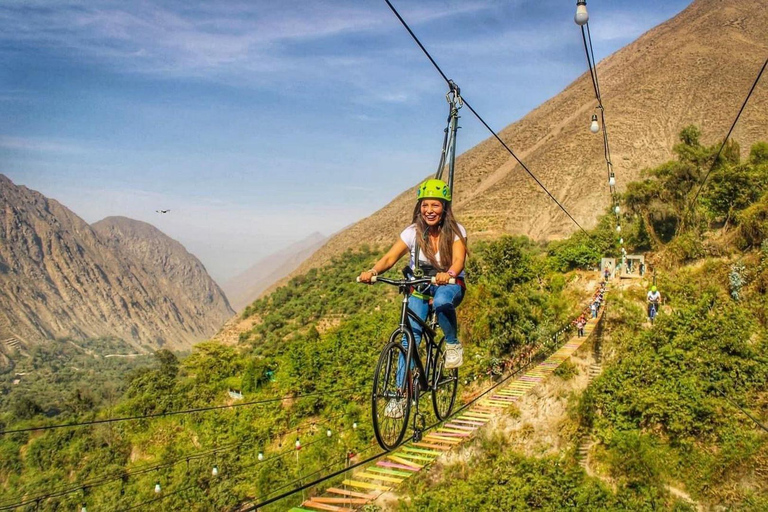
[372,339,411,450]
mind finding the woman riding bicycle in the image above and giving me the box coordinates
[358,178,467,370]
[647,285,661,318]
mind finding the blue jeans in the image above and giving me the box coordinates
[396,284,465,389]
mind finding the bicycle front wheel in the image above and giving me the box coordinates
[372,337,411,451]
[431,338,458,420]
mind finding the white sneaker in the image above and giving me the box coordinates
[444,345,463,369]
[384,398,406,419]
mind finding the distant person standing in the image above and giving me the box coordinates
[590,301,597,319]
[576,316,586,338]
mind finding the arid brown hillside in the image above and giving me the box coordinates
[222,232,327,312]
[298,0,768,273]
[0,175,234,356]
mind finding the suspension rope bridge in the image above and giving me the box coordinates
[276,287,607,511]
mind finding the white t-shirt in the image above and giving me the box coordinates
[647,291,661,302]
[399,223,467,278]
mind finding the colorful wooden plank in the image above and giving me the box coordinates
[325,488,377,500]
[340,480,391,492]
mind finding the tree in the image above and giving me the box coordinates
[154,349,179,379]
[702,163,756,228]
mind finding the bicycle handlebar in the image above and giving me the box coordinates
[356,276,456,285]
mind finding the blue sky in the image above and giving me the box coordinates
[0,0,692,282]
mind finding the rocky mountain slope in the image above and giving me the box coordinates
[222,232,327,311]
[295,0,768,273]
[0,175,233,355]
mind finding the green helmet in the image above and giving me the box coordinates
[651,286,657,292]
[417,178,451,202]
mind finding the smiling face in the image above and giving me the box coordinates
[420,199,444,227]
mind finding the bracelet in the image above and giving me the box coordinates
[368,268,378,276]
[447,270,457,278]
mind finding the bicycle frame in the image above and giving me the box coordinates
[396,292,438,395]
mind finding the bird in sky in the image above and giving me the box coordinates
[156,209,171,214]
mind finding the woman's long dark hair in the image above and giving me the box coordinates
[411,199,466,271]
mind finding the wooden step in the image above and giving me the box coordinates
[387,455,423,468]
[367,466,414,478]
[412,441,451,450]
[402,447,444,455]
[354,471,404,484]
[299,500,354,511]
[341,480,391,492]
[377,461,421,472]
[313,497,368,505]
[325,488,377,500]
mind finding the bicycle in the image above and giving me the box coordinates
[357,270,459,451]
[648,302,658,324]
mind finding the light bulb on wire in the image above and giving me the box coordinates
[609,173,616,187]
[614,205,620,215]
[212,465,219,477]
[326,428,332,437]
[81,505,87,512]
[258,451,264,461]
[590,114,599,134]
[154,482,161,494]
[616,225,622,233]
[575,0,589,26]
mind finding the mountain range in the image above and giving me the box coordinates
[0,175,234,359]
[291,0,768,276]
[222,232,327,312]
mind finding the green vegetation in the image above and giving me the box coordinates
[399,435,693,511]
[2,127,765,510]
[0,338,154,422]
[0,238,584,510]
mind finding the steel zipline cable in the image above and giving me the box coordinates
[688,55,768,211]
[0,384,364,436]
[581,22,614,183]
[240,293,607,510]
[575,1,625,252]
[383,0,589,236]
[716,388,768,435]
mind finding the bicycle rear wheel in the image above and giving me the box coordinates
[372,337,411,451]
[431,338,458,420]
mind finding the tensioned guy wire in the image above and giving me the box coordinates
[238,298,603,509]
[383,0,589,235]
[0,384,363,435]
[0,412,349,511]
[688,55,768,210]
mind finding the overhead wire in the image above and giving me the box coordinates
[0,384,364,436]
[688,55,768,210]
[383,0,589,236]
[0,411,349,510]
[576,1,625,255]
[716,388,768,435]
[238,290,606,510]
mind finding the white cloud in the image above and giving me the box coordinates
[0,1,498,79]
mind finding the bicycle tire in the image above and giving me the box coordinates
[372,335,412,451]
[431,337,458,420]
